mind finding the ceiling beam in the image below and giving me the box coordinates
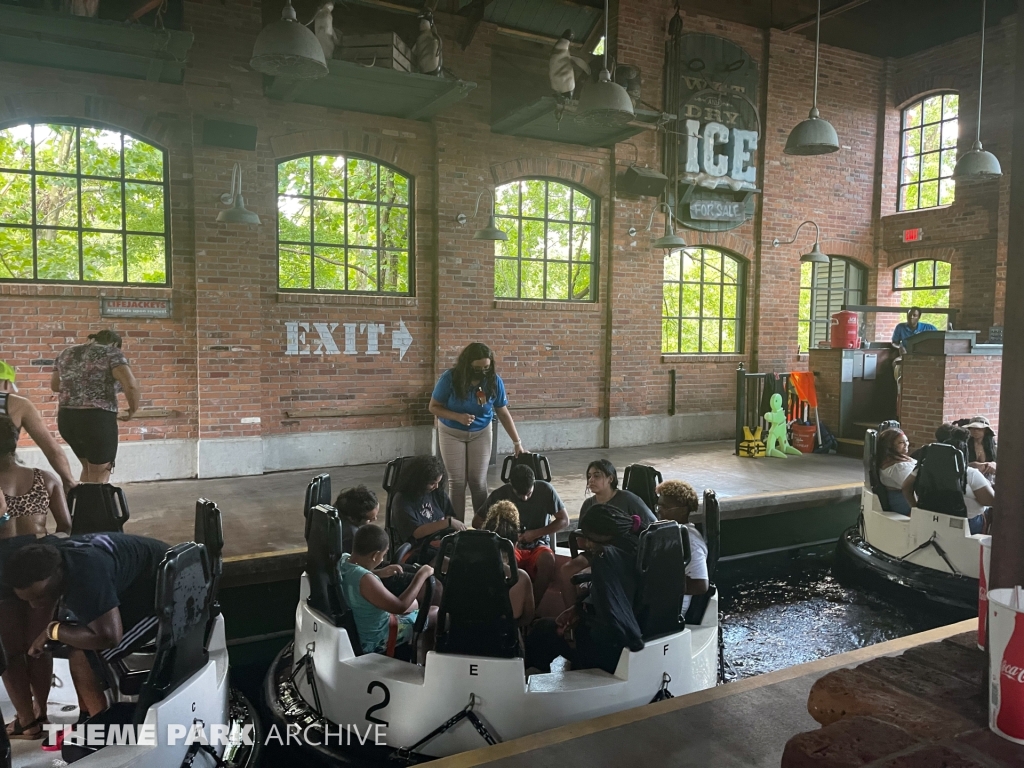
[781,0,875,32]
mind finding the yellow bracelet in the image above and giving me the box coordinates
[48,622,60,642]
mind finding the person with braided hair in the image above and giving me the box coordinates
[525,504,643,674]
[481,500,534,626]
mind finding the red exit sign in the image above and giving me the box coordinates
[902,228,923,243]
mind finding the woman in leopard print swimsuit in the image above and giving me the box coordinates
[0,415,71,740]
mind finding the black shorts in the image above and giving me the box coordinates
[58,408,119,465]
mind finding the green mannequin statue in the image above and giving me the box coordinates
[764,393,801,459]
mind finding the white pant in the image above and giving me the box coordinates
[437,421,492,522]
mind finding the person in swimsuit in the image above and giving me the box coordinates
[0,360,76,494]
[0,415,71,741]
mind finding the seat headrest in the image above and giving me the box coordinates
[155,542,212,646]
[638,520,691,573]
[194,499,224,575]
[303,474,332,541]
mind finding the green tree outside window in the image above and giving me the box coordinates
[662,247,745,354]
[0,122,167,284]
[899,93,958,211]
[277,154,411,293]
[493,179,596,301]
[893,259,950,330]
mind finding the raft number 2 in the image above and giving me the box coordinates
[366,682,390,726]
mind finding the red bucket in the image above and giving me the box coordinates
[790,424,817,453]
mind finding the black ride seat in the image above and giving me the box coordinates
[500,452,552,483]
[68,483,130,534]
[1,638,10,768]
[863,429,893,512]
[64,541,215,763]
[684,489,720,626]
[622,464,663,513]
[434,530,521,659]
[303,474,332,541]
[634,521,691,640]
[914,443,969,517]
[305,504,365,654]
[382,457,409,562]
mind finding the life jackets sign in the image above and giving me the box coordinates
[739,426,765,458]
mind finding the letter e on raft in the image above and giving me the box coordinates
[470,664,479,676]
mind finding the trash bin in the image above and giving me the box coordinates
[988,586,1024,744]
[790,424,817,454]
[979,536,992,650]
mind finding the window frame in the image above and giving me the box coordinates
[892,259,951,329]
[0,119,171,286]
[492,177,599,303]
[898,91,959,212]
[275,152,415,296]
[661,246,746,355]
[799,256,867,352]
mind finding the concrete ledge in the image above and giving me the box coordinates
[198,437,263,478]
[609,411,734,448]
[496,418,605,455]
[17,439,196,483]
[262,426,434,472]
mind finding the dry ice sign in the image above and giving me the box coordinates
[285,320,414,360]
[666,33,761,232]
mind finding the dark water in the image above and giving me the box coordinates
[716,544,974,679]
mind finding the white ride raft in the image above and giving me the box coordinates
[837,428,983,610]
[265,500,720,764]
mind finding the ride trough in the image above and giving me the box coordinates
[837,428,984,611]
[265,463,721,764]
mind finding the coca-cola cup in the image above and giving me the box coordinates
[979,535,992,650]
[988,586,1024,744]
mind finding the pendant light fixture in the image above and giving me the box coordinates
[954,0,1002,180]
[250,0,329,80]
[465,190,508,241]
[575,0,635,127]
[645,202,687,250]
[217,163,261,225]
[784,0,839,156]
[772,220,829,264]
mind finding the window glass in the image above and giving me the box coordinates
[277,154,412,294]
[662,247,745,354]
[899,93,958,211]
[0,122,168,284]
[492,180,597,301]
[892,259,950,329]
[798,257,867,352]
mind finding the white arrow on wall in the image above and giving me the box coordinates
[392,319,413,360]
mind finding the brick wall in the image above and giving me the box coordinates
[0,0,1011,479]
[900,353,1002,451]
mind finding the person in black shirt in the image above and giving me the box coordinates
[525,504,643,675]
[4,534,168,719]
[389,456,465,564]
[472,465,568,605]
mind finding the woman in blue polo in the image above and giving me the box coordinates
[428,343,525,521]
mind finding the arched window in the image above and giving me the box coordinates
[0,122,168,284]
[899,92,958,211]
[799,257,866,352]
[277,154,412,293]
[493,179,596,301]
[662,247,745,354]
[893,259,950,329]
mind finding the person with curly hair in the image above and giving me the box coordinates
[335,485,380,555]
[654,480,709,612]
[428,343,525,521]
[481,500,534,626]
[390,455,465,563]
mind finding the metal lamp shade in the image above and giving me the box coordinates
[250,1,328,80]
[784,108,840,156]
[800,241,829,264]
[953,140,1002,180]
[575,69,635,127]
[473,215,508,241]
[217,194,261,225]
[653,232,687,249]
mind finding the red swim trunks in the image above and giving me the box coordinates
[514,545,553,578]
